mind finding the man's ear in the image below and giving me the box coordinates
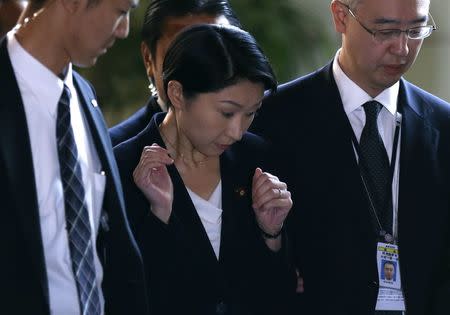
[166,80,185,110]
[330,0,350,34]
[141,42,155,78]
[60,0,82,14]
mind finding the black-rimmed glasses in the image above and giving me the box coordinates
[339,2,437,43]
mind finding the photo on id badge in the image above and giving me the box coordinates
[381,260,396,282]
[377,243,401,290]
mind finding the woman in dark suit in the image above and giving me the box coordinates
[114,24,296,315]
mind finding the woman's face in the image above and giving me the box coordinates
[175,79,264,157]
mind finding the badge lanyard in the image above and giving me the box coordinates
[350,112,401,243]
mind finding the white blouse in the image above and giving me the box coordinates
[187,181,223,259]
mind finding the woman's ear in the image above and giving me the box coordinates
[166,80,185,110]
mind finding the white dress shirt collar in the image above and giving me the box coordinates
[332,49,399,116]
[7,30,75,117]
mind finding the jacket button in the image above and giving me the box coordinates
[216,301,227,315]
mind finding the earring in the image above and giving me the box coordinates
[148,77,158,98]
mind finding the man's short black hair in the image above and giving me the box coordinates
[142,0,240,60]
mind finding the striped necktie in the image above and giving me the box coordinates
[56,84,101,315]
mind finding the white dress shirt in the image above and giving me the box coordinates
[333,50,405,311]
[332,49,401,237]
[7,31,106,315]
[187,181,223,259]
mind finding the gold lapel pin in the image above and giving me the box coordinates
[235,187,246,197]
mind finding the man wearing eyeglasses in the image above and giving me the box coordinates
[251,0,450,314]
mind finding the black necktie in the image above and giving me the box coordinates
[359,101,393,237]
[56,85,101,315]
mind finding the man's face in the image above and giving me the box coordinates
[142,14,230,106]
[66,0,137,67]
[384,262,395,280]
[335,0,430,97]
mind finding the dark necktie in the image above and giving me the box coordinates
[56,85,101,315]
[359,101,393,237]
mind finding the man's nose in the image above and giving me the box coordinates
[389,32,410,57]
[115,14,130,39]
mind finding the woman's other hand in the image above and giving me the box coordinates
[133,143,174,223]
[251,167,292,250]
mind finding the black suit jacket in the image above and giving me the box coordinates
[114,113,297,315]
[251,62,450,315]
[109,96,162,146]
[0,37,149,315]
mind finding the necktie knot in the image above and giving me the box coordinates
[363,101,382,126]
[59,85,72,108]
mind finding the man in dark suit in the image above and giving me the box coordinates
[109,0,241,146]
[0,0,149,314]
[251,0,450,314]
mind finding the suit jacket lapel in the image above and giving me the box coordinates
[0,38,50,309]
[319,64,377,239]
[72,72,126,216]
[320,63,361,173]
[308,63,364,190]
[169,164,220,266]
[218,143,270,269]
[397,79,439,248]
[218,149,243,264]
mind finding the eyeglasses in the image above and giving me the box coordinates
[340,2,437,43]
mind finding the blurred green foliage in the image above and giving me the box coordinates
[230,0,334,80]
[77,0,335,126]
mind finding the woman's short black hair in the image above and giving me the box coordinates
[162,24,277,103]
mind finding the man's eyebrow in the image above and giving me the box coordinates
[373,15,428,25]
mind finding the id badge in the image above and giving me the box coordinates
[375,242,405,311]
[377,242,401,289]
